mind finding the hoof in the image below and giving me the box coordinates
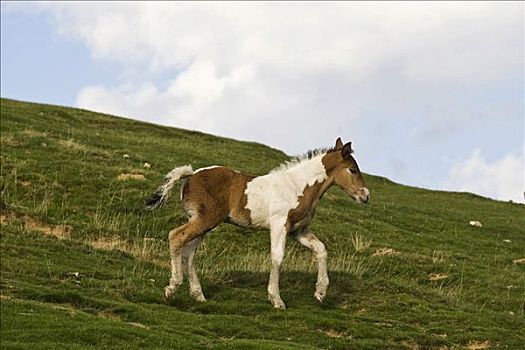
[190,291,207,303]
[164,285,178,299]
[268,295,286,309]
[314,290,326,303]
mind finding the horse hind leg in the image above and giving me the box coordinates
[164,218,206,299]
[182,236,206,302]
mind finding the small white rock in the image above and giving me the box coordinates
[123,154,130,159]
[503,239,511,243]
[469,220,483,228]
[143,162,151,168]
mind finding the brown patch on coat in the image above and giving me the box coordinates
[227,172,255,227]
[286,180,332,233]
[172,167,256,249]
[285,145,368,233]
[321,148,366,197]
[182,167,254,226]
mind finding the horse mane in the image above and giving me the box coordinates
[270,146,336,174]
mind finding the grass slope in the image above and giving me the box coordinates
[1,98,524,350]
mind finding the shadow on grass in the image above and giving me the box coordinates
[162,270,361,314]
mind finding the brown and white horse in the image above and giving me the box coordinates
[146,137,369,309]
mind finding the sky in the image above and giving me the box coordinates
[1,2,524,203]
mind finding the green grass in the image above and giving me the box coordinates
[1,98,524,349]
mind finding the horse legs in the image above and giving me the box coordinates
[292,231,329,302]
[182,236,206,302]
[268,223,287,309]
[165,218,207,299]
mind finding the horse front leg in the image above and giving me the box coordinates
[292,230,329,302]
[268,223,287,309]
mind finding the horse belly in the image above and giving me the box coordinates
[227,211,252,228]
[245,193,270,228]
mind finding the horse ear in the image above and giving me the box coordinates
[342,142,353,159]
[335,137,344,150]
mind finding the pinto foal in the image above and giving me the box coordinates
[146,138,369,309]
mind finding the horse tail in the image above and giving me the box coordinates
[145,165,193,209]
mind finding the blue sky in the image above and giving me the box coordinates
[1,7,112,104]
[1,2,523,202]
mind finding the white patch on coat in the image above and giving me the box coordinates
[194,165,221,173]
[245,154,328,229]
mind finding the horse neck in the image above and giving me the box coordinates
[310,173,335,206]
[285,155,329,190]
[284,156,336,207]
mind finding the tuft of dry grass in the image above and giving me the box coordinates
[372,247,399,257]
[432,250,447,264]
[428,273,448,281]
[127,322,149,329]
[85,235,169,268]
[97,311,121,321]
[23,216,71,240]
[22,129,48,138]
[350,232,372,253]
[2,213,168,268]
[1,134,18,146]
[466,340,492,349]
[116,173,146,181]
[512,258,525,265]
[319,328,347,338]
[58,139,87,152]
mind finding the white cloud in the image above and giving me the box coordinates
[445,148,524,203]
[6,1,523,203]
[33,2,522,154]
[45,2,522,82]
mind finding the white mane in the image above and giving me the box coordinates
[270,148,331,174]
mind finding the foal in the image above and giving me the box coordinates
[146,137,369,309]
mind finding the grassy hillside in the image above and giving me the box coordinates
[1,98,524,350]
